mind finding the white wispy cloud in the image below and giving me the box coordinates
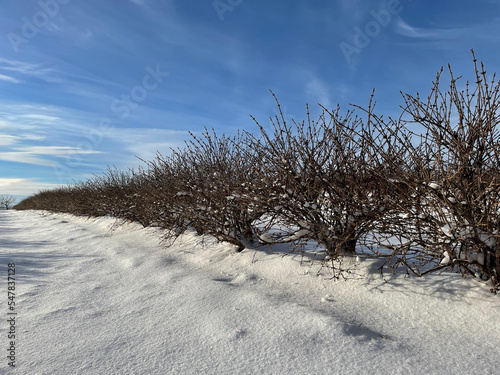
[0,73,20,83]
[0,135,19,146]
[0,101,95,135]
[306,77,332,108]
[0,58,38,72]
[0,152,54,166]
[14,146,102,156]
[16,114,61,122]
[0,58,61,83]
[395,19,445,39]
[106,128,190,162]
[0,133,46,146]
[0,178,62,196]
[0,178,26,188]
[0,146,102,167]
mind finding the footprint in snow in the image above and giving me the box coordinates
[232,329,248,341]
[212,277,233,283]
[321,295,335,303]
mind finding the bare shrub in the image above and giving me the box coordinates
[14,188,65,212]
[81,167,154,226]
[147,129,263,249]
[244,92,391,262]
[0,195,16,210]
[364,51,500,292]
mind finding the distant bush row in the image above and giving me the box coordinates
[16,52,500,292]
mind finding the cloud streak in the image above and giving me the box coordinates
[0,146,102,167]
[0,73,20,83]
[0,58,60,82]
[0,178,61,196]
[306,76,332,108]
[395,19,444,39]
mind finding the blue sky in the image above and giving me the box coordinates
[1,0,500,201]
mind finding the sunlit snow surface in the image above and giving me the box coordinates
[1,210,499,374]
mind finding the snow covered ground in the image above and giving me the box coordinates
[1,209,499,374]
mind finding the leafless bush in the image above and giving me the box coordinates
[363,51,500,292]
[0,195,16,210]
[80,167,156,226]
[14,168,160,226]
[146,129,263,249]
[243,92,392,262]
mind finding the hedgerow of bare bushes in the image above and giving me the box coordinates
[15,52,500,293]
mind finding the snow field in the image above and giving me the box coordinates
[1,210,499,374]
